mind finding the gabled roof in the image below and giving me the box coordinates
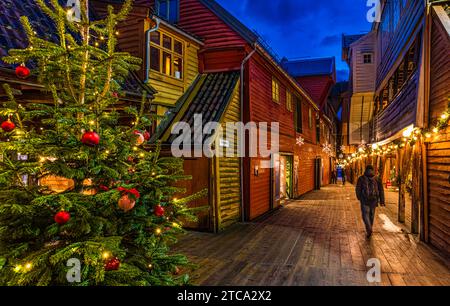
[281,57,336,78]
[0,0,155,98]
[342,34,365,49]
[151,71,240,144]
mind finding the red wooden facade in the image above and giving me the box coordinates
[128,0,335,222]
[295,75,335,109]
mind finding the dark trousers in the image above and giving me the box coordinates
[360,203,376,234]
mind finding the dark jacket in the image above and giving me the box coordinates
[356,171,385,208]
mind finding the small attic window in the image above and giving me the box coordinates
[363,53,373,64]
[156,0,180,23]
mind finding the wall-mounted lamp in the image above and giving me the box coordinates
[254,165,259,177]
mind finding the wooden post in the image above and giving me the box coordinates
[421,141,429,242]
[411,140,422,234]
[212,156,220,233]
[398,143,414,225]
[397,148,405,223]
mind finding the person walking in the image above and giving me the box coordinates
[342,168,347,185]
[331,170,337,184]
[356,165,385,238]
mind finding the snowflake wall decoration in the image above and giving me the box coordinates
[296,136,305,147]
[322,142,333,155]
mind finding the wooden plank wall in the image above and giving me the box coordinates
[200,48,247,73]
[295,75,334,108]
[375,71,419,141]
[169,0,247,49]
[351,32,376,94]
[349,93,374,144]
[376,0,425,87]
[216,81,241,230]
[427,7,450,256]
[92,2,147,79]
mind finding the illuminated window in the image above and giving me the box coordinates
[286,89,293,112]
[149,30,184,80]
[272,78,280,103]
[162,52,172,76]
[308,108,313,129]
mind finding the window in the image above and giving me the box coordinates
[316,119,321,144]
[363,53,372,64]
[272,78,280,103]
[295,97,303,133]
[286,89,293,112]
[156,0,179,23]
[308,108,313,129]
[149,30,184,79]
[377,37,420,110]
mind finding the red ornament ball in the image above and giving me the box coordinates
[54,211,71,225]
[81,131,100,146]
[154,205,165,217]
[143,131,151,141]
[104,257,120,271]
[99,185,109,192]
[118,194,136,212]
[133,130,145,146]
[15,65,30,79]
[1,120,15,132]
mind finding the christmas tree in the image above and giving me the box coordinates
[0,0,203,286]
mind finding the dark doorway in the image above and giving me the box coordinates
[314,158,322,190]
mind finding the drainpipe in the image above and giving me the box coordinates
[144,17,161,83]
[240,46,256,223]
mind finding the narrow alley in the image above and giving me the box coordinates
[174,184,450,286]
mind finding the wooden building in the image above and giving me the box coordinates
[282,57,339,188]
[342,1,450,257]
[426,4,450,256]
[118,0,335,230]
[345,32,377,146]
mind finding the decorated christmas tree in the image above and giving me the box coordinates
[0,0,203,286]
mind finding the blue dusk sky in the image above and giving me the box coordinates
[216,0,374,81]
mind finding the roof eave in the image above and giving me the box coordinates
[154,17,205,46]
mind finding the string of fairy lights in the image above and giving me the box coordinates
[339,103,450,168]
[13,218,183,274]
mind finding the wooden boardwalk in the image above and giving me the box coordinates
[173,184,450,286]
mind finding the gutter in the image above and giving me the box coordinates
[144,16,161,83]
[239,46,256,223]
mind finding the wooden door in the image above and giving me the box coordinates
[178,158,212,231]
[314,158,322,190]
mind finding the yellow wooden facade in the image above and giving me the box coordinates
[144,19,202,118]
[214,80,242,231]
